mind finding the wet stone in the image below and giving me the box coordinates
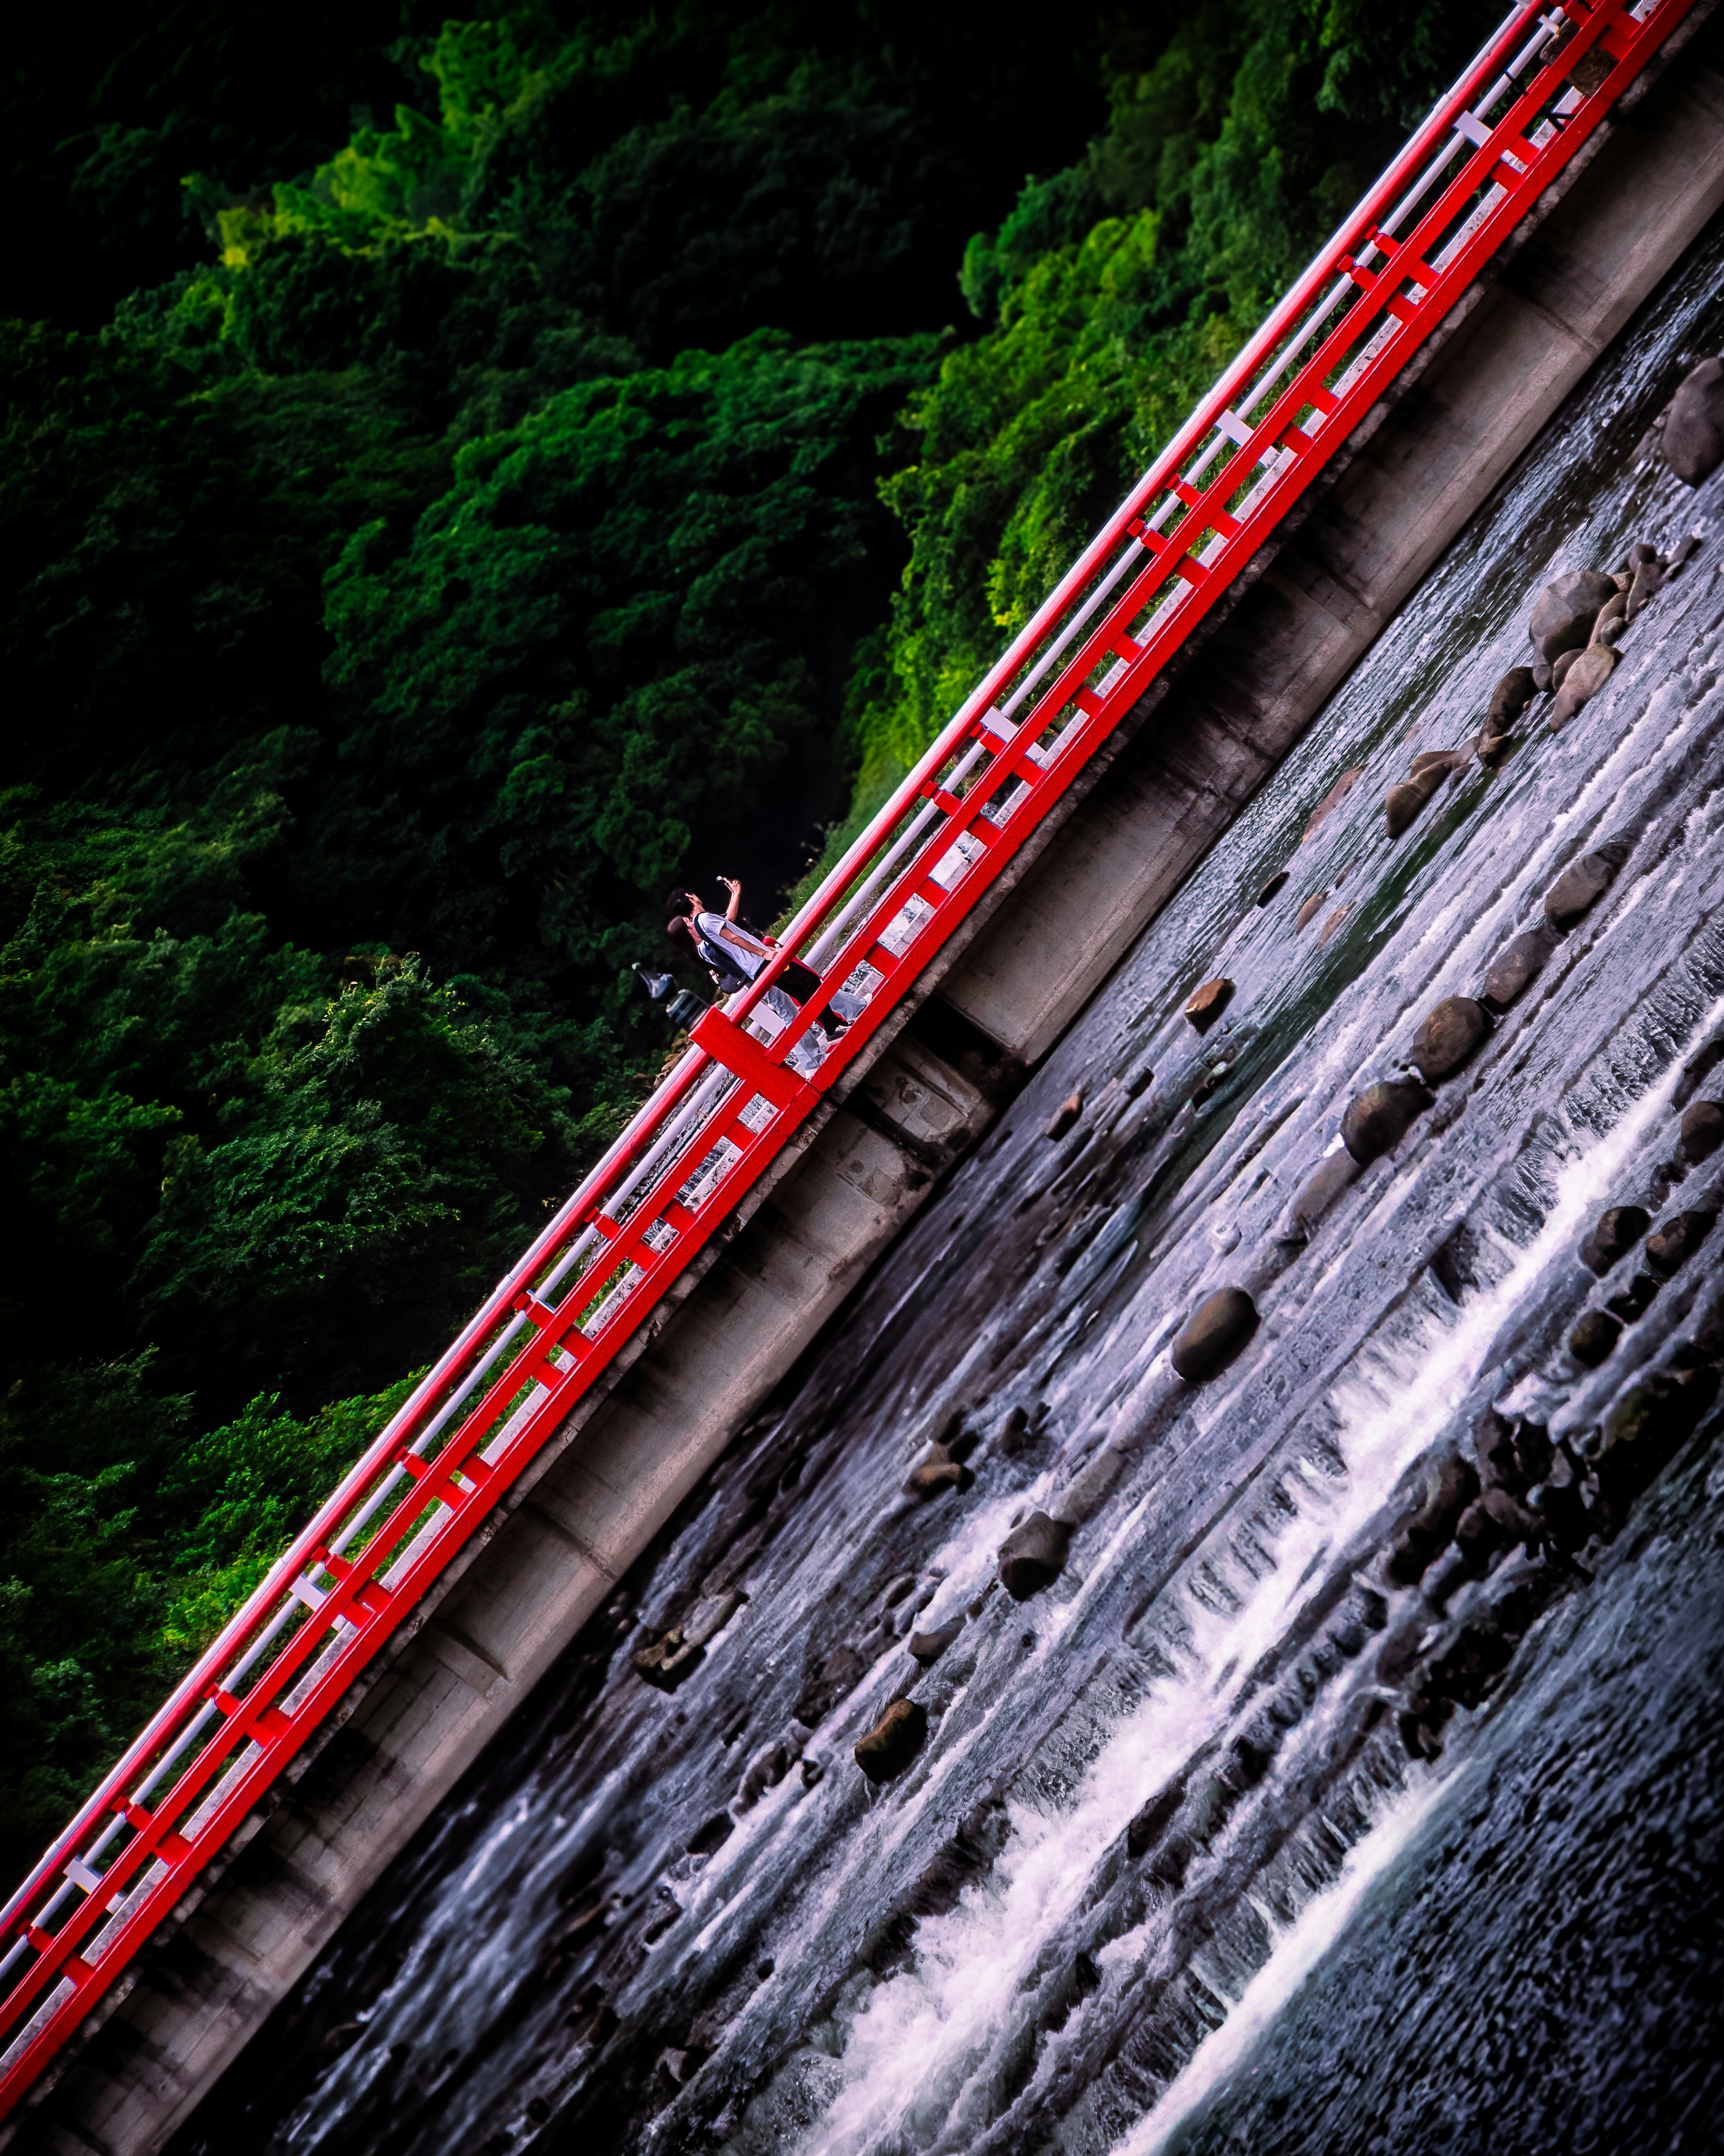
[1411,996,1489,1082]
[1386,1451,1480,1584]
[1547,644,1618,731]
[1044,1091,1083,1142]
[853,1699,927,1783]
[1300,767,1363,842]
[1281,1149,1363,1240]
[1606,1270,1662,1323]
[1627,558,1664,620]
[1171,1287,1260,1382]
[1455,1487,1541,1575]
[1679,1099,1724,1166]
[1645,1208,1717,1277]
[1579,1204,1652,1276]
[997,1512,1072,1600]
[1385,770,1444,839]
[906,1621,963,1667]
[1295,891,1329,932]
[1341,1078,1433,1166]
[1488,666,1537,725]
[1544,840,1630,928]
[1481,924,1560,1010]
[904,1447,973,1499]
[1528,568,1618,664]
[1550,646,1583,692]
[1185,979,1235,1033]
[1662,354,1724,485]
[1256,869,1290,907]
[1590,589,1628,643]
[1673,1030,1724,1108]
[1569,1309,1622,1368]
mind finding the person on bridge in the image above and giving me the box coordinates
[665,878,854,1042]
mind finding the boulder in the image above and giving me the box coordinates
[1255,869,1290,907]
[1673,1030,1724,1108]
[1528,569,1618,664]
[1626,557,1663,620]
[1544,840,1630,927]
[1300,767,1363,842]
[1294,891,1329,932]
[906,1622,964,1667]
[1409,747,1472,779]
[1385,768,1446,839]
[904,1446,974,1499]
[1662,355,1724,485]
[1605,1271,1662,1323]
[1481,925,1561,1010]
[1590,589,1628,642]
[1680,1099,1724,1165]
[633,1632,705,1691]
[1341,1078,1433,1166]
[1546,643,1618,730]
[736,1739,797,1808]
[998,1512,1071,1600]
[1532,657,1553,692]
[1645,1208,1717,1277]
[1579,1204,1651,1276]
[1411,996,1489,1082]
[1281,1149,1363,1239]
[1045,1090,1083,1142]
[1488,667,1537,725]
[1455,1486,1542,1574]
[1474,1408,1525,1495]
[1385,1450,1479,1584]
[880,1574,916,1608]
[1318,906,1350,945]
[1477,729,1517,769]
[1550,646,1583,692]
[1185,978,1235,1032]
[1170,1287,1260,1381]
[1595,1364,1720,1506]
[1569,1308,1622,1368]
[854,1699,928,1783]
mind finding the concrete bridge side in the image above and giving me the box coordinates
[13,24,1724,2153]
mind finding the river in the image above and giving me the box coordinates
[171,211,1724,2156]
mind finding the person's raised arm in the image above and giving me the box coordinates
[719,875,743,923]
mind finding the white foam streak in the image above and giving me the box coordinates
[1107,1771,1455,2156]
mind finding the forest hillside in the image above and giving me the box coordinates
[0,0,1493,1890]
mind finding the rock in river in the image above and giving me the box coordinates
[1544,840,1630,927]
[1579,1204,1652,1276]
[1488,666,1537,725]
[1171,1287,1260,1381]
[1645,1209,1717,1277]
[1679,1099,1724,1166]
[998,1512,1072,1600]
[1662,354,1724,485]
[854,1699,927,1782]
[1341,1079,1433,1165]
[1528,569,1618,665]
[1045,1091,1083,1142]
[1481,924,1561,1010]
[1569,1308,1622,1368]
[1185,978,1235,1032]
[1411,996,1488,1082]
[1547,643,1617,731]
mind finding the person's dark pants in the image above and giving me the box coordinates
[778,957,845,1038]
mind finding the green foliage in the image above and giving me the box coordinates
[846,0,1498,804]
[0,1359,414,1892]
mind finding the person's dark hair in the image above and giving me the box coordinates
[666,916,692,944]
[664,885,694,919]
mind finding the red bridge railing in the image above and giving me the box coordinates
[0,0,1691,2112]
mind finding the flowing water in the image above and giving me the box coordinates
[175,216,1724,2156]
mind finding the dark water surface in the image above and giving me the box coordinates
[175,215,1724,2156]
